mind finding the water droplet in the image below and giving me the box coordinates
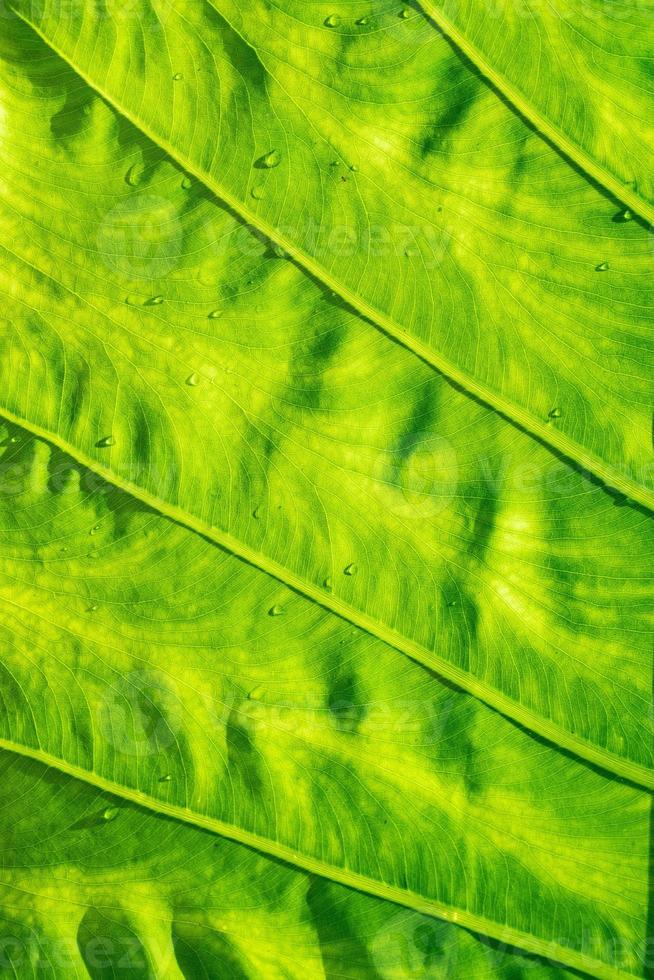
[181,176,192,190]
[208,309,222,319]
[89,524,101,536]
[323,576,333,590]
[146,295,164,306]
[261,150,281,169]
[356,16,369,25]
[273,243,287,258]
[404,246,417,258]
[103,807,119,822]
[249,685,265,700]
[96,436,115,448]
[548,407,562,419]
[324,14,341,27]
[173,72,184,81]
[268,604,284,616]
[159,774,172,782]
[125,163,143,187]
[399,7,410,18]
[615,209,633,222]
[252,505,261,519]
[186,372,200,387]
[350,164,359,172]
[595,261,609,272]
[87,604,99,613]
[8,436,19,445]
[343,562,357,576]
[251,184,265,200]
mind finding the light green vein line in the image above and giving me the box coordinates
[416,0,654,227]
[12,8,654,517]
[0,736,635,980]
[0,400,651,792]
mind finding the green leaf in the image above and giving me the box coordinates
[419,0,654,217]
[9,0,654,511]
[0,419,649,979]
[0,749,580,979]
[0,8,651,978]
[0,12,651,786]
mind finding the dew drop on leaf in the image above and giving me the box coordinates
[356,16,369,25]
[595,262,609,272]
[208,309,222,319]
[186,373,200,387]
[173,72,184,81]
[323,576,333,590]
[96,436,116,448]
[87,604,99,613]
[125,163,143,187]
[159,774,172,782]
[324,14,341,27]
[252,506,261,519]
[249,685,265,700]
[343,563,357,576]
[181,176,192,190]
[146,295,164,306]
[269,604,284,616]
[251,184,265,199]
[548,407,562,419]
[103,807,119,822]
[261,150,281,169]
[399,8,410,18]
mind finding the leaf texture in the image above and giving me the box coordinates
[0,419,649,979]
[419,0,654,217]
[9,0,654,510]
[0,14,651,786]
[0,750,581,980]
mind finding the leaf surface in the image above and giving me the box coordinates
[0,14,651,785]
[419,0,654,218]
[0,418,649,979]
[0,749,581,980]
[9,0,654,510]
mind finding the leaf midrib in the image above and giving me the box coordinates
[0,736,632,980]
[11,6,654,517]
[416,0,654,226]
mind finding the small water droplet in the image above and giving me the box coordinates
[595,261,609,272]
[323,576,333,590]
[103,807,119,822]
[159,774,172,782]
[249,685,265,700]
[208,309,222,319]
[89,524,101,536]
[350,164,359,172]
[268,604,284,616]
[96,436,115,449]
[261,150,281,169]
[548,407,562,419]
[615,209,633,222]
[251,184,265,200]
[324,14,341,27]
[399,7,410,18]
[87,604,99,613]
[125,163,143,187]
[186,372,200,387]
[343,562,357,576]
[8,436,19,445]
[273,243,287,258]
[356,16,369,25]
[146,295,164,306]
[252,506,261,519]
[181,176,192,190]
[173,72,184,81]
